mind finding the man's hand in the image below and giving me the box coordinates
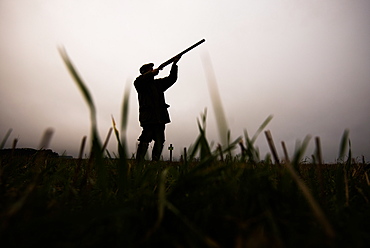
[173,55,181,65]
[152,68,159,76]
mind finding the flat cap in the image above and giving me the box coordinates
[140,63,154,74]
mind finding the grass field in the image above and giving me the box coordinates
[0,49,369,248]
[1,140,369,247]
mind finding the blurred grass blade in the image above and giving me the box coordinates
[265,130,280,166]
[120,80,131,141]
[344,139,352,206]
[338,129,349,160]
[196,110,211,161]
[58,46,106,192]
[314,136,323,165]
[251,115,273,144]
[188,109,212,162]
[243,129,260,164]
[38,127,54,150]
[241,116,272,163]
[78,136,87,159]
[201,51,228,147]
[118,82,131,194]
[1,128,12,149]
[281,141,290,163]
[292,135,311,166]
[12,138,18,150]
[102,127,113,152]
[58,46,101,147]
[112,116,129,195]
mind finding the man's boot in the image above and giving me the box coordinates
[136,142,149,163]
[152,142,164,161]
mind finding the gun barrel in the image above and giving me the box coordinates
[157,39,205,70]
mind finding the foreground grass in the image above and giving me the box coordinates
[0,152,369,248]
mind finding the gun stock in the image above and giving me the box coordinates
[157,39,205,70]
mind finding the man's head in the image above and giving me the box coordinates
[140,63,154,74]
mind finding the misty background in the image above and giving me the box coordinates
[1,0,369,162]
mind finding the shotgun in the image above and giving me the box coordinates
[157,39,205,70]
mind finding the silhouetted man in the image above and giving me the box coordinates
[134,56,181,163]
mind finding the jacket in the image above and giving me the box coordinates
[134,64,178,126]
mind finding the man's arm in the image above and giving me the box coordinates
[156,62,179,91]
[136,56,181,91]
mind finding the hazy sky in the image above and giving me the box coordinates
[1,0,369,162]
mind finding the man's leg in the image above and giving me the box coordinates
[136,141,149,163]
[136,125,153,163]
[152,124,165,161]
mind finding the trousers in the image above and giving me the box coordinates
[136,123,166,162]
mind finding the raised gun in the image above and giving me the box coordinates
[157,39,206,70]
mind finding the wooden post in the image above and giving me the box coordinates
[168,144,174,162]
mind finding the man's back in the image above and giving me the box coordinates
[134,64,178,126]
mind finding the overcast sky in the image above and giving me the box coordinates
[1,0,369,162]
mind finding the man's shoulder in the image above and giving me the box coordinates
[134,74,147,85]
[136,73,155,82]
